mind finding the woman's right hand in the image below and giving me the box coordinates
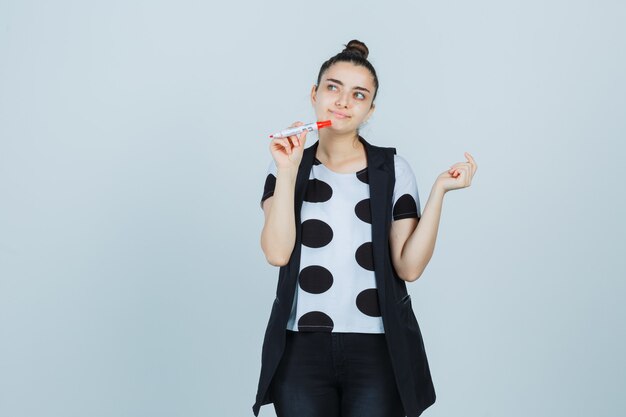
[269,121,308,169]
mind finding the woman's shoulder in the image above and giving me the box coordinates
[393,153,414,174]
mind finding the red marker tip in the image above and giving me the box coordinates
[317,120,332,129]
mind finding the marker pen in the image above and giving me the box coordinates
[269,120,332,139]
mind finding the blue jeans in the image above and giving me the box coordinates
[270,330,405,417]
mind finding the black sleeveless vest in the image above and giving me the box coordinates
[252,136,436,417]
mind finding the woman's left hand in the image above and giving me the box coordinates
[435,152,477,193]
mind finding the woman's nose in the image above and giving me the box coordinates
[335,92,350,108]
[335,96,349,108]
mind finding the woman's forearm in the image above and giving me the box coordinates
[260,166,299,266]
[399,184,446,280]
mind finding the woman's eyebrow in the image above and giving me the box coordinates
[325,78,371,93]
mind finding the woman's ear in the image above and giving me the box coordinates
[366,102,376,120]
[310,84,318,104]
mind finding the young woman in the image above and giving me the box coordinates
[253,40,477,417]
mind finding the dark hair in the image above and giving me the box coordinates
[315,39,379,104]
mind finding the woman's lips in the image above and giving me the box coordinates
[330,110,350,119]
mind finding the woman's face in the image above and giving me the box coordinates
[311,61,376,134]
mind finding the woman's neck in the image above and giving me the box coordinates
[316,130,364,164]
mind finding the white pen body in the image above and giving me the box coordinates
[270,122,318,139]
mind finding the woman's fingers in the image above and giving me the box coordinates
[464,152,477,175]
[288,121,304,148]
[269,121,311,162]
[269,121,311,170]
[295,129,307,149]
[439,152,477,191]
[448,152,477,175]
[271,121,308,158]
[272,137,292,155]
[460,166,469,186]
[280,139,292,155]
[448,162,469,177]
[449,165,472,187]
[299,128,308,145]
[457,165,471,187]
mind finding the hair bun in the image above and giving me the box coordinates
[342,39,369,59]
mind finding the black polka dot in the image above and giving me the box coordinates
[355,242,374,271]
[299,265,333,294]
[261,174,276,203]
[313,157,322,166]
[354,198,372,224]
[356,168,369,184]
[304,179,333,203]
[298,311,334,332]
[356,288,382,317]
[393,194,418,220]
[301,219,333,248]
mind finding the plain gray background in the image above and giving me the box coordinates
[1,0,624,416]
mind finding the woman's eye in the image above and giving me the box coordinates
[355,92,365,100]
[327,84,338,91]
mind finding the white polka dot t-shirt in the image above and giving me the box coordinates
[260,154,421,333]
